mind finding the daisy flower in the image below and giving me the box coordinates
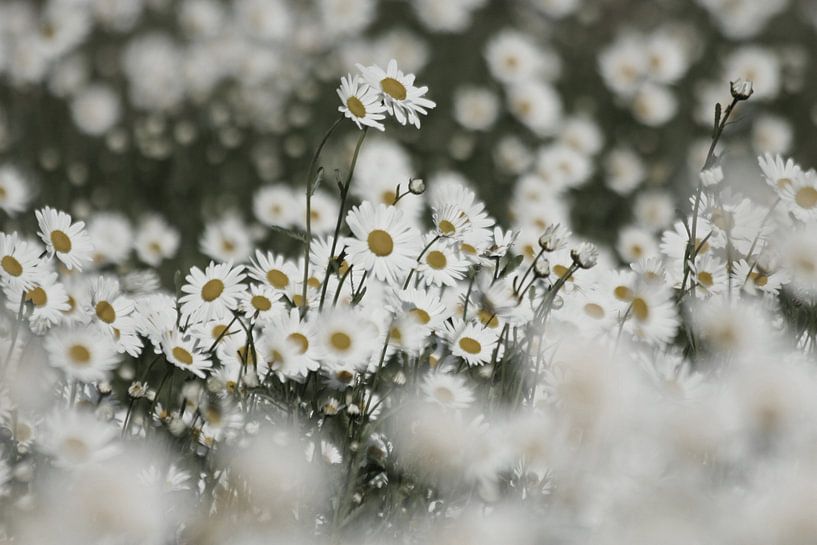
[40,410,120,467]
[622,283,679,346]
[315,308,379,370]
[416,238,469,287]
[240,283,282,321]
[758,153,803,191]
[0,232,44,291]
[432,204,472,240]
[5,273,71,333]
[257,326,314,382]
[779,169,817,222]
[44,325,119,383]
[390,286,449,331]
[35,206,94,271]
[199,215,253,264]
[134,215,180,267]
[249,250,300,292]
[88,276,135,331]
[446,319,500,367]
[357,59,436,128]
[162,329,212,378]
[421,373,475,410]
[261,308,324,371]
[337,73,387,131]
[179,261,246,324]
[345,202,422,285]
[0,165,32,216]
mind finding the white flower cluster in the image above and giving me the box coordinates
[3,67,817,545]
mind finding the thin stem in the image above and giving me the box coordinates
[302,116,344,318]
[402,234,442,290]
[319,127,369,311]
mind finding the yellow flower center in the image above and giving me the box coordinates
[410,308,431,325]
[330,331,352,352]
[697,271,714,288]
[381,190,396,204]
[553,264,571,279]
[1,255,22,277]
[95,300,116,324]
[426,250,447,270]
[68,344,91,364]
[201,279,224,302]
[251,295,272,311]
[266,269,288,288]
[172,346,194,365]
[458,336,482,355]
[212,324,228,339]
[438,220,456,235]
[367,229,394,257]
[584,303,605,319]
[380,77,407,100]
[478,309,499,328]
[50,230,72,253]
[346,96,367,118]
[795,187,817,209]
[26,287,48,307]
[434,387,455,403]
[631,297,649,321]
[614,285,633,301]
[288,332,309,354]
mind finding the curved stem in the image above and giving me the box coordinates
[319,127,369,311]
[301,116,344,318]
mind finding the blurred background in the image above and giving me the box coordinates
[0,0,815,277]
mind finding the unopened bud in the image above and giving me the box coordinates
[571,242,599,269]
[533,257,550,277]
[409,177,425,195]
[730,78,753,101]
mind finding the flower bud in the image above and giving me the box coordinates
[533,257,550,277]
[730,78,753,101]
[571,242,599,269]
[409,177,425,195]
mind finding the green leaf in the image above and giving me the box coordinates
[269,224,307,244]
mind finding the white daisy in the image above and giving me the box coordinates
[356,59,436,129]
[134,215,180,267]
[5,272,71,332]
[445,319,500,367]
[345,201,422,285]
[337,73,387,131]
[315,308,379,370]
[249,250,300,292]
[35,206,94,270]
[416,237,469,287]
[199,215,253,264]
[179,261,247,324]
[44,325,119,383]
[758,153,803,192]
[0,231,44,291]
[162,329,212,378]
[421,373,475,410]
[40,410,120,467]
[240,283,282,321]
[779,169,817,222]
[0,165,31,216]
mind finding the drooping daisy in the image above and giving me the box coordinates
[345,202,422,285]
[445,319,500,367]
[179,261,246,324]
[0,232,44,290]
[35,206,94,270]
[44,325,119,383]
[337,73,387,131]
[415,238,468,288]
[421,373,475,410]
[315,308,379,370]
[356,59,436,128]
[162,329,212,378]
